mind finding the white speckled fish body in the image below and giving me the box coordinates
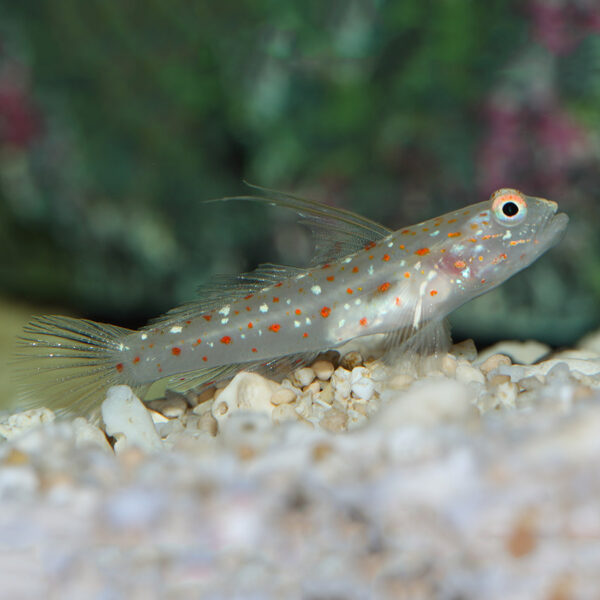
[19,188,568,415]
[117,189,567,386]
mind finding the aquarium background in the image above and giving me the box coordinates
[0,0,599,350]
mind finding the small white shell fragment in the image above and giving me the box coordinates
[455,361,485,386]
[479,353,512,375]
[294,367,316,387]
[350,367,374,400]
[101,385,163,453]
[315,382,334,406]
[303,380,321,396]
[72,417,112,452]
[211,372,278,427]
[476,340,550,365]
[148,397,187,419]
[149,410,170,425]
[272,404,300,424]
[312,360,334,381]
[451,339,478,361]
[191,398,214,416]
[331,367,352,398]
[0,407,55,440]
[270,388,297,406]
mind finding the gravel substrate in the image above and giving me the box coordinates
[2,334,600,599]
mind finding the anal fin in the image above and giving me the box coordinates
[165,351,319,395]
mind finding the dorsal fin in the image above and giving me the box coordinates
[207,183,393,266]
[144,263,306,329]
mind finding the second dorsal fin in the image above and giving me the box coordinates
[144,263,307,329]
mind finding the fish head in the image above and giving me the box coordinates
[431,188,568,305]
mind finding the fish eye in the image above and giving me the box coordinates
[490,189,527,226]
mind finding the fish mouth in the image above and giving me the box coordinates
[538,211,569,250]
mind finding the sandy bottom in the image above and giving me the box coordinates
[1,333,600,599]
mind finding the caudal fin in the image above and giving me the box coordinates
[15,315,135,418]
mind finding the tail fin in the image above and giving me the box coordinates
[15,315,135,418]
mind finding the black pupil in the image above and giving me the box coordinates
[502,201,519,217]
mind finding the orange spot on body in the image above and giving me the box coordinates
[470,223,478,230]
[401,229,411,235]
[269,324,281,332]
[500,253,507,260]
[196,338,202,345]
[172,347,181,356]
[202,356,208,362]
[203,315,212,322]
[220,336,232,344]
[454,260,466,269]
[326,275,335,282]
[273,297,279,302]
[404,272,410,278]
[422,227,429,232]
[274,282,282,287]
[252,347,257,353]
[298,288,304,293]
[322,263,331,269]
[248,322,253,329]
[481,279,486,284]
[244,294,254,300]
[116,363,124,373]
[448,232,461,238]
[379,282,391,293]
[469,237,477,243]
[448,218,457,224]
[133,356,140,364]
[246,306,251,311]
[399,244,405,249]
[149,343,154,349]
[382,254,390,261]
[321,306,331,318]
[185,320,191,325]
[369,255,374,260]
[430,290,438,296]
[395,297,402,306]
[364,241,376,250]
[415,248,430,256]
[359,317,368,327]
[347,288,353,294]
[303,332,309,338]
[295,309,301,315]
[234,310,239,315]
[352,266,359,273]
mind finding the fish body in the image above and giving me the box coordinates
[18,188,568,416]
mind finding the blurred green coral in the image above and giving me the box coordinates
[0,0,599,343]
